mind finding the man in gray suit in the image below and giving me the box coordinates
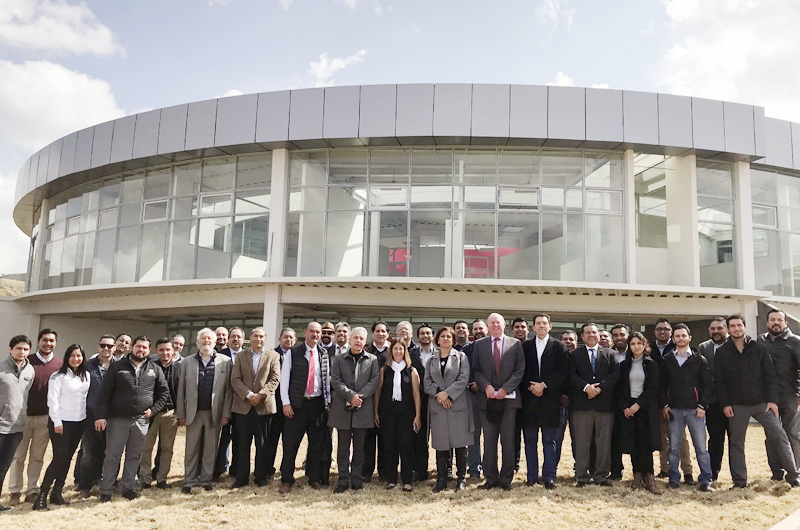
[472,313,525,490]
[176,328,233,494]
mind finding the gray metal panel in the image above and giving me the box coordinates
[585,88,622,143]
[754,106,767,158]
[58,132,78,177]
[359,84,396,139]
[764,118,794,169]
[433,84,472,138]
[547,86,585,142]
[509,85,547,141]
[17,158,31,201]
[215,94,257,147]
[622,90,659,146]
[90,121,114,168]
[255,90,290,143]
[110,115,136,163]
[323,86,360,141]
[691,97,725,152]
[73,127,94,172]
[133,109,161,158]
[793,122,800,170]
[27,152,40,192]
[288,88,325,141]
[657,94,693,149]
[184,99,218,151]
[46,138,62,183]
[35,144,49,188]
[396,84,434,138]
[471,84,510,139]
[723,102,755,156]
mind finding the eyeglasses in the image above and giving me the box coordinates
[98,344,114,349]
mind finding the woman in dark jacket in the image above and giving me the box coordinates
[617,332,662,495]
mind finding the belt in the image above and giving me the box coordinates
[303,396,322,401]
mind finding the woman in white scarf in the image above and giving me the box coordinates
[374,340,421,492]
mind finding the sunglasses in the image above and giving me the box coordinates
[98,344,115,349]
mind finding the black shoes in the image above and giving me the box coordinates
[544,481,556,490]
[49,488,69,506]
[609,474,623,481]
[500,484,511,491]
[203,485,213,491]
[698,483,712,492]
[731,483,746,489]
[181,487,192,495]
[156,481,170,489]
[99,494,112,503]
[334,485,349,494]
[32,488,48,511]
[596,481,612,487]
[684,475,697,486]
[656,471,669,479]
[668,481,680,489]
[477,482,497,490]
[230,481,248,489]
[455,479,466,492]
[432,479,447,493]
[576,482,586,488]
[121,489,139,500]
[787,477,800,487]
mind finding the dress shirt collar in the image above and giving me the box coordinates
[36,351,54,363]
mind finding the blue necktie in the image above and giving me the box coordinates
[589,348,596,372]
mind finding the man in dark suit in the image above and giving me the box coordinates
[568,323,620,487]
[464,319,487,479]
[263,328,296,479]
[520,314,568,489]
[698,316,728,481]
[472,313,525,490]
[364,321,390,482]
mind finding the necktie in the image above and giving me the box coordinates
[306,348,316,395]
[493,338,501,374]
[589,348,596,372]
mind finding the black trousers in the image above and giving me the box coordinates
[234,409,271,485]
[629,412,655,475]
[611,411,624,477]
[280,397,328,485]
[42,419,86,491]
[437,448,466,480]
[215,415,238,478]
[381,406,415,485]
[78,411,105,490]
[263,404,284,476]
[413,401,430,480]
[706,402,728,479]
[513,412,524,470]
[362,427,381,480]
[0,431,23,497]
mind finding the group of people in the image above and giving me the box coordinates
[1,309,799,511]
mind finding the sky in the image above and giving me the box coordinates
[1,0,799,275]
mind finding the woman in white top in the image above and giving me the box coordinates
[34,344,90,510]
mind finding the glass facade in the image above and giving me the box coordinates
[39,153,271,289]
[696,160,736,288]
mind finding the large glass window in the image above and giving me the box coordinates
[634,154,668,249]
[697,161,736,288]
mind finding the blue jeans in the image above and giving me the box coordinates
[523,425,559,483]
[668,408,712,485]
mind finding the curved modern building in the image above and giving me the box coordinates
[5,83,800,352]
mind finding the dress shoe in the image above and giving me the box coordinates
[683,475,697,486]
[787,477,800,487]
[140,482,151,489]
[24,492,38,503]
[254,478,268,487]
[668,481,680,489]
[99,494,112,503]
[279,483,292,494]
[402,484,413,492]
[698,483,712,492]
[656,471,669,479]
[79,489,91,499]
[432,479,447,493]
[334,484,350,493]
[731,483,746,489]
[309,481,324,490]
[609,474,623,481]
[544,481,556,490]
[49,488,69,506]
[477,482,497,490]
[181,487,192,495]
[203,485,213,491]
[156,482,170,489]
[772,472,785,481]
[500,484,511,491]
[8,493,20,506]
[121,489,139,500]
[455,478,466,492]
[596,481,612,487]
[351,484,364,491]
[230,481,248,489]
[576,482,587,488]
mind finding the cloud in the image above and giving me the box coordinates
[0,60,124,151]
[0,0,124,56]
[374,0,382,15]
[657,0,800,121]
[0,172,33,274]
[220,89,243,97]
[308,49,367,88]
[536,0,575,31]
[547,71,574,87]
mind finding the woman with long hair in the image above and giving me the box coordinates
[34,344,89,510]
[374,339,421,492]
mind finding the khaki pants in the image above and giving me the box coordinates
[659,413,692,475]
[8,414,50,496]
[139,409,179,484]
[183,410,221,488]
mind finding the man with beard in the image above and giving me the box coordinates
[698,317,729,481]
[454,321,470,351]
[557,330,578,467]
[464,319,488,479]
[95,336,169,501]
[333,322,351,356]
[609,324,630,481]
[511,318,530,473]
[410,323,438,482]
[715,314,800,488]
[214,327,243,481]
[215,327,230,356]
[758,309,800,481]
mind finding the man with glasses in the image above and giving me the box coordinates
[651,319,693,483]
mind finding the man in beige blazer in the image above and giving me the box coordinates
[230,327,281,487]
[176,328,232,494]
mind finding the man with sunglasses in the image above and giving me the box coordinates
[76,335,117,497]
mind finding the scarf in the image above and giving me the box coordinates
[391,360,406,402]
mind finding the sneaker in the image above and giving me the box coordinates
[121,489,139,500]
[698,483,712,492]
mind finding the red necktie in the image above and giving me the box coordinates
[306,348,316,395]
[493,338,501,374]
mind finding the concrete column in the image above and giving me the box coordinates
[733,161,755,290]
[267,149,289,277]
[741,299,758,335]
[263,283,284,345]
[665,154,700,287]
[623,149,636,284]
[30,198,50,291]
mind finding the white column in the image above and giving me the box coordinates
[665,154,700,287]
[733,161,755,290]
[263,283,284,346]
[623,149,636,284]
[30,198,49,291]
[267,149,289,277]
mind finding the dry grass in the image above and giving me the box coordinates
[2,424,798,530]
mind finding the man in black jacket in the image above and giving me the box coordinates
[698,316,729,481]
[95,336,170,501]
[715,314,800,488]
[758,309,800,481]
[568,323,620,487]
[659,324,713,491]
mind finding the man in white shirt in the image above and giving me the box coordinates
[333,323,351,356]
